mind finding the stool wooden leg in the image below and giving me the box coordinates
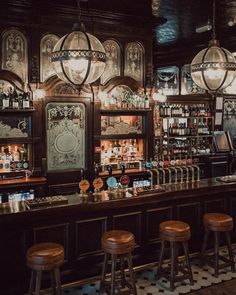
[101,252,109,292]
[127,253,137,295]
[158,239,165,274]
[28,270,36,295]
[225,231,235,273]
[201,228,209,265]
[51,270,56,294]
[111,254,117,295]
[175,242,179,275]
[182,241,193,285]
[120,255,126,288]
[35,270,42,295]
[54,267,62,295]
[170,241,176,291]
[214,231,219,277]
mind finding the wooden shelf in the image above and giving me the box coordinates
[99,134,144,140]
[0,108,35,113]
[158,116,213,119]
[0,137,33,144]
[100,108,152,115]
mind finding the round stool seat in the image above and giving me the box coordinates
[101,230,135,255]
[160,220,191,242]
[27,242,64,271]
[203,213,233,232]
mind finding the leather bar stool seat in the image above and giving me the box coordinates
[204,213,233,232]
[100,230,137,295]
[201,213,235,277]
[158,220,193,291]
[160,220,191,242]
[27,242,64,295]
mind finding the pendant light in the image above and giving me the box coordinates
[51,0,106,92]
[191,0,236,92]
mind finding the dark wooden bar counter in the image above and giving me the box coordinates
[1,177,236,295]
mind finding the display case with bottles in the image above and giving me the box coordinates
[0,77,46,199]
[153,101,215,161]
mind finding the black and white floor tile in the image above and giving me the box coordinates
[62,249,236,295]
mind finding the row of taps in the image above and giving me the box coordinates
[146,165,200,188]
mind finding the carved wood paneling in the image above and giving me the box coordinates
[204,198,227,214]
[33,222,69,262]
[75,217,107,259]
[112,211,142,246]
[146,206,173,244]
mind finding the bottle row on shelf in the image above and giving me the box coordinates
[158,103,212,118]
[166,122,211,136]
[0,144,29,171]
[100,92,150,110]
[100,139,143,166]
[155,137,212,157]
[0,85,32,110]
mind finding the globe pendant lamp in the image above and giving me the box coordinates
[51,0,106,92]
[191,0,236,92]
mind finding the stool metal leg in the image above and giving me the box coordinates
[182,241,193,285]
[28,270,36,295]
[35,270,42,295]
[170,241,176,291]
[120,255,126,288]
[175,242,179,275]
[225,231,235,273]
[111,254,117,295]
[214,231,219,277]
[54,267,62,295]
[51,270,57,294]
[127,253,137,295]
[158,239,165,274]
[201,228,209,265]
[100,252,109,292]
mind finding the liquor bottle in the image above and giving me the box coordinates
[13,146,20,162]
[144,95,149,108]
[12,87,19,109]
[8,86,14,109]
[22,83,30,109]
[2,91,10,109]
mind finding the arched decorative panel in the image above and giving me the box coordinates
[40,34,60,82]
[101,39,121,84]
[124,42,144,85]
[1,29,28,82]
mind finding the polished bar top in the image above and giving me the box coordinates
[0,176,235,217]
[0,176,235,219]
[0,176,47,187]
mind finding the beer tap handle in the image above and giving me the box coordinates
[107,165,112,176]
[80,168,85,180]
[94,166,99,178]
[121,164,126,175]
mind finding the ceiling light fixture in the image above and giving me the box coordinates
[51,0,106,92]
[191,0,236,92]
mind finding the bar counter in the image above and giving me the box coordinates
[1,176,236,294]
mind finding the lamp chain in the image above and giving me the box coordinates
[76,0,81,22]
[212,0,216,39]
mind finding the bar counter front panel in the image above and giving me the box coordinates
[1,177,236,295]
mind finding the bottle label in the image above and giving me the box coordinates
[79,179,90,192]
[3,99,9,108]
[13,102,19,109]
[106,177,118,189]
[23,101,30,108]
[93,178,103,190]
[120,175,130,186]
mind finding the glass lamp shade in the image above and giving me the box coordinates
[51,29,106,87]
[191,41,236,92]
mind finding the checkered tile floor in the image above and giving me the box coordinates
[62,249,236,295]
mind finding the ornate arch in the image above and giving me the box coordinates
[40,33,60,82]
[101,39,121,85]
[1,28,28,83]
[124,42,144,85]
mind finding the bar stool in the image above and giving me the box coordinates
[100,230,137,295]
[158,220,193,291]
[201,213,235,277]
[27,242,64,295]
